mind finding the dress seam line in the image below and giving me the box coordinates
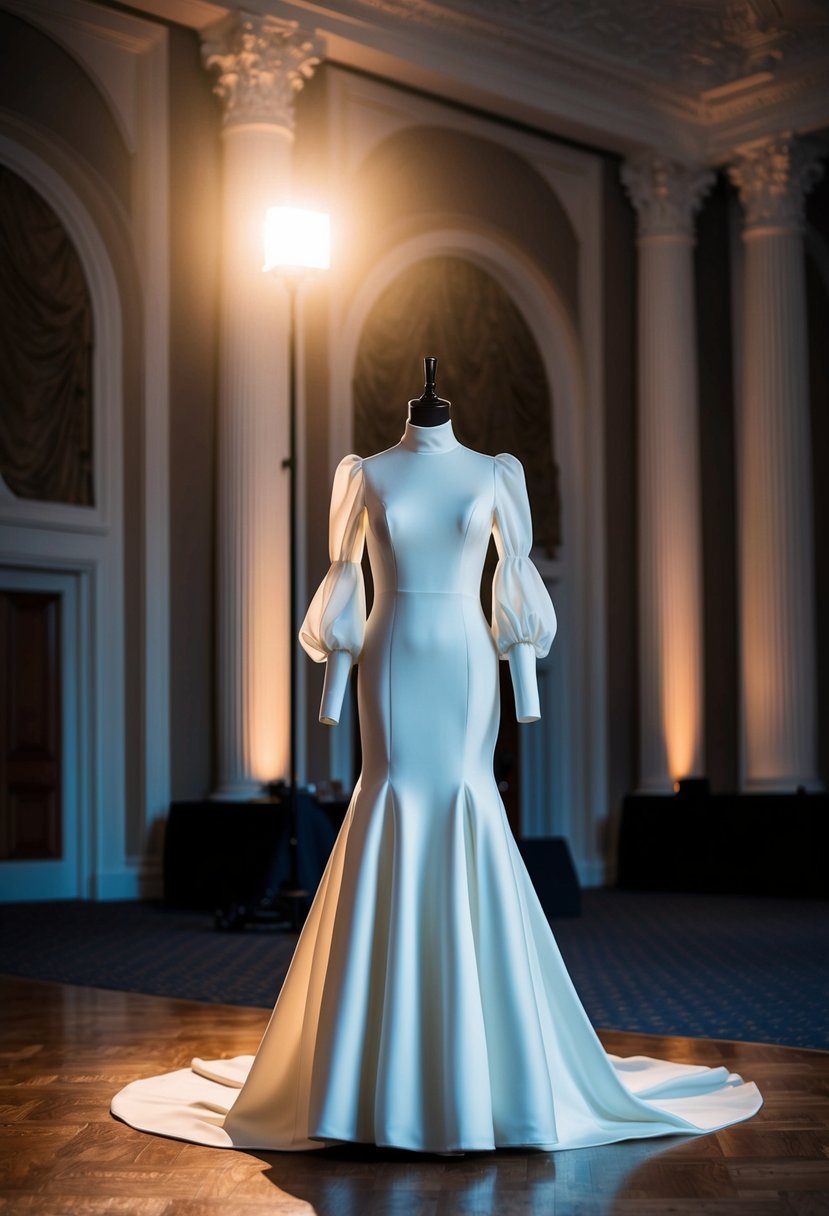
[386,497,399,784]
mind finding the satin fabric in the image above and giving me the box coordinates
[111,419,762,1151]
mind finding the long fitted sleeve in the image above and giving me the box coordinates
[491,452,557,722]
[299,454,367,725]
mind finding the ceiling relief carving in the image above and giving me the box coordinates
[344,0,829,154]
[468,0,827,92]
[122,0,829,160]
[357,0,829,94]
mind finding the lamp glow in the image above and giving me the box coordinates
[263,206,331,272]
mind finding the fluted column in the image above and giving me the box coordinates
[622,156,713,792]
[728,137,822,791]
[201,15,321,797]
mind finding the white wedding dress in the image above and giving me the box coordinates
[112,418,762,1152]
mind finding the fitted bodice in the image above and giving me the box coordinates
[363,432,496,598]
[298,417,557,724]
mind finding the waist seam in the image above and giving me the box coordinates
[374,588,479,598]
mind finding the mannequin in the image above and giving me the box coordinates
[408,355,450,427]
[109,357,763,1154]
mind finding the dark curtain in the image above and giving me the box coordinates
[0,165,93,506]
[353,256,560,556]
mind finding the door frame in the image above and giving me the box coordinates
[0,567,89,900]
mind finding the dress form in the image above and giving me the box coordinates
[109,384,763,1154]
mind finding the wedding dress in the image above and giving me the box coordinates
[111,418,762,1152]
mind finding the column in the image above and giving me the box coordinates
[728,136,822,791]
[201,15,322,797]
[622,156,713,792]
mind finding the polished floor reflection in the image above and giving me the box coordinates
[1,975,827,1214]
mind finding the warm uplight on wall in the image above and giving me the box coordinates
[664,670,697,783]
[263,206,331,272]
[660,587,703,785]
[250,610,289,782]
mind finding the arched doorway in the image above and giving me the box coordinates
[326,226,581,845]
[305,83,609,882]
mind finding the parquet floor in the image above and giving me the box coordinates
[1,974,827,1215]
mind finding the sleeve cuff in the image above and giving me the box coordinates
[508,642,541,723]
[319,649,353,725]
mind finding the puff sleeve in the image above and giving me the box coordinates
[491,452,557,723]
[299,454,367,726]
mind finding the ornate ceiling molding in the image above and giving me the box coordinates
[124,0,829,162]
[347,0,829,94]
[299,0,829,160]
[200,10,323,130]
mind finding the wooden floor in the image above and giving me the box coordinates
[1,975,827,1215]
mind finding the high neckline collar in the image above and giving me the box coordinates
[400,418,459,454]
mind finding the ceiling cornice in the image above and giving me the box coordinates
[97,0,829,163]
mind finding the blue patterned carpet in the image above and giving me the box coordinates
[0,890,826,1050]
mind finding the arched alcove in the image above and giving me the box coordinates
[325,222,588,852]
[0,164,94,507]
[343,124,580,334]
[349,252,563,830]
[0,3,172,900]
[0,129,127,902]
[0,11,131,209]
[303,83,609,881]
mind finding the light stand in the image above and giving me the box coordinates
[265,207,331,929]
[213,208,331,933]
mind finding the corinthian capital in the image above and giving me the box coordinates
[728,136,823,234]
[201,12,323,131]
[621,156,714,240]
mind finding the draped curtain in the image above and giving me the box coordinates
[0,165,93,506]
[354,256,560,556]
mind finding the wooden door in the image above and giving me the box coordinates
[0,591,62,863]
